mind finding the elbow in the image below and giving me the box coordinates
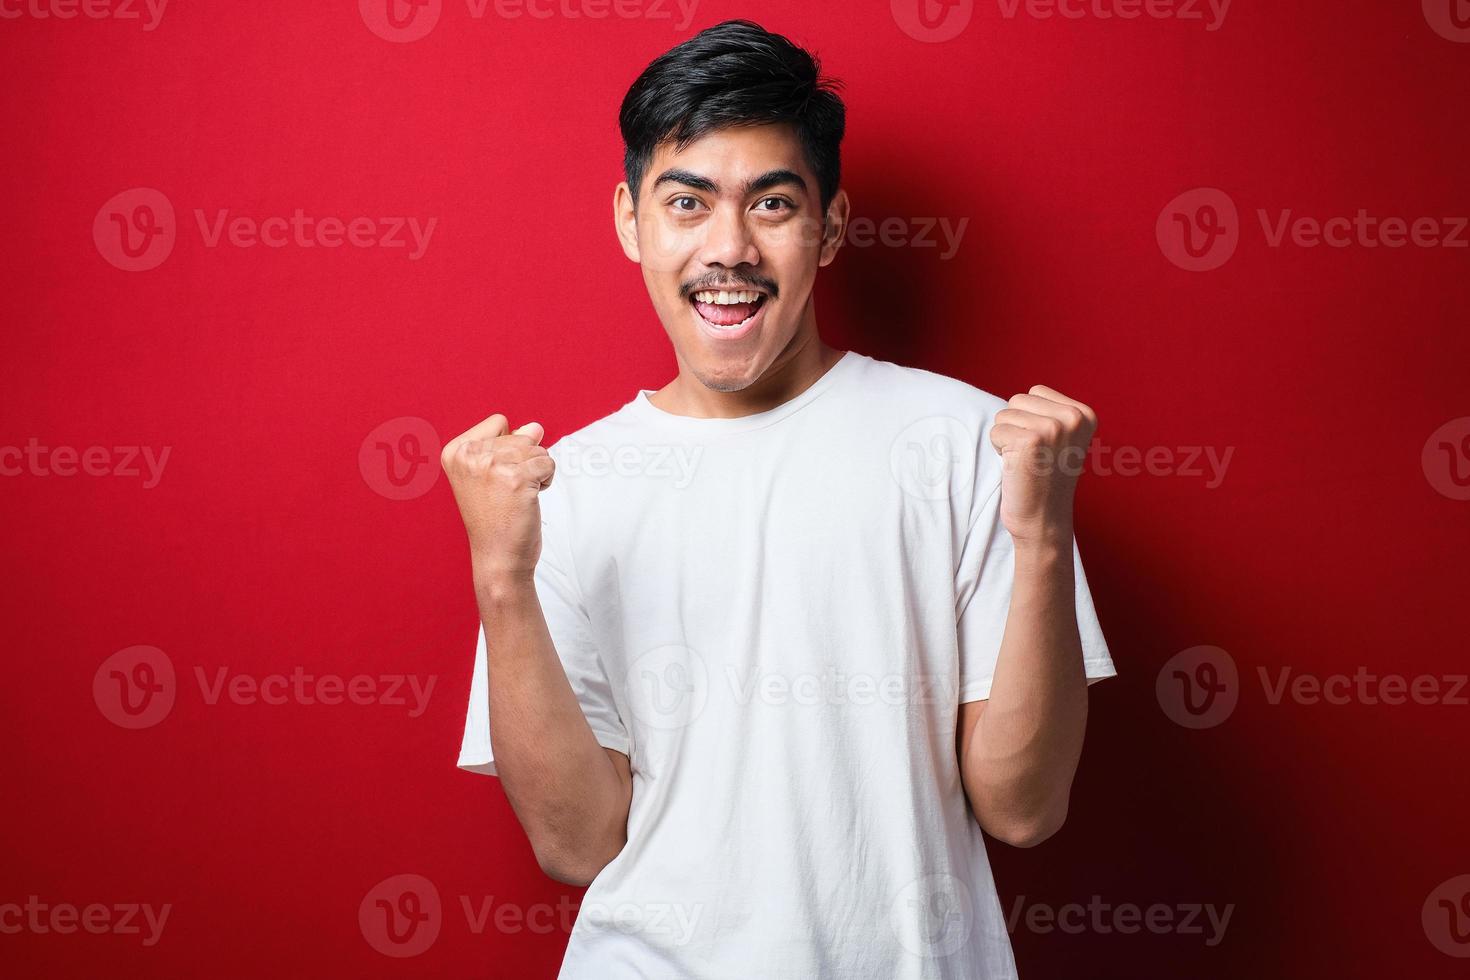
[530,834,624,888]
[537,856,601,888]
[982,805,1068,849]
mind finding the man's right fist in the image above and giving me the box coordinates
[440,414,556,583]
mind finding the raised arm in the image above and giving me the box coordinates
[959,386,1097,848]
[443,414,633,886]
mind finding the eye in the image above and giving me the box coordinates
[672,196,703,212]
[754,197,792,213]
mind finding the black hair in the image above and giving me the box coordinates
[618,19,846,213]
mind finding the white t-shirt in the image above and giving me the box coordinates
[458,350,1116,979]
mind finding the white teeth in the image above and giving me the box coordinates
[694,290,763,305]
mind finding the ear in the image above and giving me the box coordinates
[613,181,641,263]
[817,187,850,268]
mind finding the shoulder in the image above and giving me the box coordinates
[849,352,1010,425]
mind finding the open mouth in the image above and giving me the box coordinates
[689,289,769,332]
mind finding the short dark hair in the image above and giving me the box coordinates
[618,19,846,213]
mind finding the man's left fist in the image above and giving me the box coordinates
[989,384,1098,547]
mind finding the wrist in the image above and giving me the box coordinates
[472,563,537,603]
[1011,531,1071,568]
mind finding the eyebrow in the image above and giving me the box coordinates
[649,167,809,197]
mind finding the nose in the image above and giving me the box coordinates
[697,203,761,270]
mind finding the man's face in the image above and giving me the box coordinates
[614,123,846,392]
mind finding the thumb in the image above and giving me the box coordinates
[513,421,545,446]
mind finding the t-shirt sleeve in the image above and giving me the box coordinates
[456,489,631,777]
[954,479,1117,704]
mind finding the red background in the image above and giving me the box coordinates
[3,0,1468,976]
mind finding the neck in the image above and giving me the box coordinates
[652,324,844,420]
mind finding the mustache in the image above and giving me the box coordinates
[681,276,778,299]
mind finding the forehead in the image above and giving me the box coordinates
[645,123,811,191]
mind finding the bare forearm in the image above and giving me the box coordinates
[962,539,1088,844]
[477,570,631,882]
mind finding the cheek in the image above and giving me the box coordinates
[759,214,827,255]
[639,219,699,277]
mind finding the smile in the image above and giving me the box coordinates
[689,289,769,341]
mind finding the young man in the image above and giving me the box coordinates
[445,19,1115,979]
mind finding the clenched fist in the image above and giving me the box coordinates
[440,414,556,584]
[989,385,1098,547]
